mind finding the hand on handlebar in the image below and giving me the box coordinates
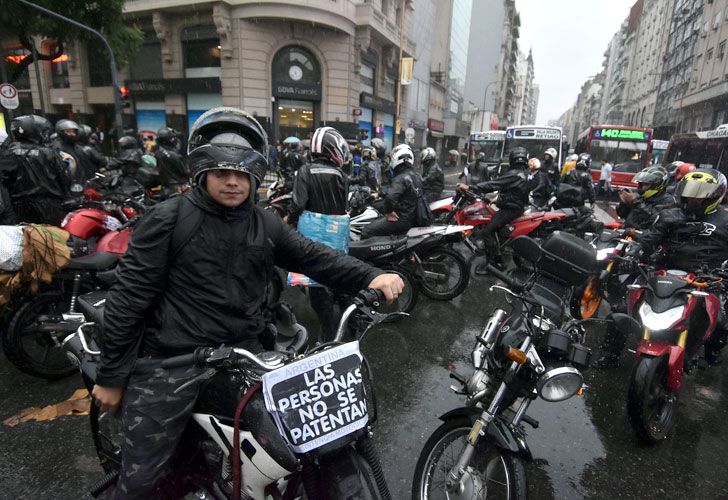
[91,385,124,413]
[367,273,405,304]
[455,183,470,191]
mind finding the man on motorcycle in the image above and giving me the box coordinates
[456,147,530,274]
[75,124,108,182]
[528,157,553,209]
[421,146,444,203]
[0,115,68,224]
[559,153,596,208]
[460,151,490,184]
[543,147,560,186]
[350,146,378,191]
[91,108,404,499]
[154,127,188,192]
[599,168,728,367]
[279,140,305,181]
[616,166,675,229]
[53,119,81,181]
[361,143,425,239]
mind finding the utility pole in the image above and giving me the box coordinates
[394,0,406,143]
[16,0,123,139]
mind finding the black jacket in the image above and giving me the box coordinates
[472,166,529,211]
[0,142,68,199]
[528,169,553,207]
[291,160,349,219]
[422,160,444,201]
[383,165,422,224]
[639,207,728,271]
[616,191,676,230]
[97,187,382,387]
[563,169,595,205]
[75,144,107,183]
[280,151,305,178]
[543,159,560,186]
[155,145,188,186]
[350,161,378,191]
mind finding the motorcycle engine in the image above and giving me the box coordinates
[466,370,492,406]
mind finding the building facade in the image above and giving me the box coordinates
[493,0,520,127]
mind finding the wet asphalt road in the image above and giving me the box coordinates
[1,268,728,500]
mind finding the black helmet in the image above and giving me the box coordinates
[188,143,267,186]
[187,106,267,158]
[576,153,592,170]
[675,168,727,218]
[76,124,92,145]
[10,115,52,144]
[118,135,138,150]
[508,147,529,168]
[632,166,668,199]
[156,127,179,148]
[311,126,351,168]
[55,119,79,143]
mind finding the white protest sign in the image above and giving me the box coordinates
[262,342,369,453]
[0,83,19,110]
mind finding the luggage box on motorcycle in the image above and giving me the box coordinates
[538,231,596,286]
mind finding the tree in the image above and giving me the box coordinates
[0,0,143,83]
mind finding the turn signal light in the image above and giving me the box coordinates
[505,347,527,365]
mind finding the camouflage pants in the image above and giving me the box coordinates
[114,361,207,500]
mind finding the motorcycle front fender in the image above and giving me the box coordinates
[635,341,685,392]
[438,407,531,460]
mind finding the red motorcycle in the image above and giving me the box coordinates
[624,266,727,443]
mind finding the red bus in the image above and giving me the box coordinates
[575,125,654,188]
[663,126,728,175]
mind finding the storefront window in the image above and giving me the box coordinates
[136,100,166,135]
[129,42,163,80]
[187,93,223,131]
[182,26,221,78]
[272,46,321,141]
[381,113,394,149]
[278,99,314,139]
[359,108,373,145]
[361,64,375,94]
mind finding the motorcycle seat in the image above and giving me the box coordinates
[349,235,408,259]
[77,290,108,327]
[67,252,119,271]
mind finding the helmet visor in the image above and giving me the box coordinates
[676,177,721,199]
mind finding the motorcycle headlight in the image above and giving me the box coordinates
[537,366,583,402]
[638,302,684,331]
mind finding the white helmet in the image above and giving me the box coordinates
[544,147,558,159]
[392,143,414,169]
[421,147,437,162]
[569,154,579,162]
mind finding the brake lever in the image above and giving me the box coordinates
[173,368,217,394]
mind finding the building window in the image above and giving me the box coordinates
[381,0,389,17]
[720,40,726,60]
[182,26,221,78]
[360,63,375,94]
[47,42,69,88]
[707,48,714,61]
[129,35,163,80]
[3,47,31,89]
[87,43,112,86]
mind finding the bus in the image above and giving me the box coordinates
[663,126,728,175]
[575,125,653,188]
[650,139,669,166]
[468,130,505,163]
[503,126,563,165]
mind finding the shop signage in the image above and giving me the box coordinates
[359,92,396,115]
[126,78,222,95]
[593,128,648,141]
[273,83,321,100]
[700,128,728,139]
[409,119,427,129]
[509,128,561,140]
[352,108,362,116]
[427,118,445,133]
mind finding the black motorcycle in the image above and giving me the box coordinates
[64,289,398,499]
[412,232,596,499]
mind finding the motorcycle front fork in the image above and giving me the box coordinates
[446,336,532,493]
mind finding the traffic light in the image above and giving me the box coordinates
[118,85,131,108]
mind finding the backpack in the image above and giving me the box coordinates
[406,172,432,227]
[170,194,204,259]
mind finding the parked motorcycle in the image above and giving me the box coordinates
[64,288,397,499]
[623,264,728,443]
[412,232,596,499]
[264,174,294,218]
[349,224,473,307]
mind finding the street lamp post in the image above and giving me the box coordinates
[480,80,498,130]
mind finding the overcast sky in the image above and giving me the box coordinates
[516,0,638,124]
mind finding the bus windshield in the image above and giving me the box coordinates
[503,139,560,161]
[666,137,728,171]
[470,140,503,162]
[590,139,647,169]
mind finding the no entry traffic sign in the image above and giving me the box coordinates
[0,83,19,110]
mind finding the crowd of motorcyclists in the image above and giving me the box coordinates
[3,107,728,498]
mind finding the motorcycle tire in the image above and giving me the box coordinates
[412,417,527,500]
[89,401,123,474]
[3,293,77,380]
[380,267,417,316]
[417,247,470,301]
[320,447,382,500]
[627,355,677,444]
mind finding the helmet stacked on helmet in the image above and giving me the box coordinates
[187,107,268,186]
[310,126,351,168]
[421,147,437,163]
[632,166,668,199]
[508,147,529,168]
[391,144,414,170]
[10,115,52,144]
[675,168,727,217]
[576,153,592,171]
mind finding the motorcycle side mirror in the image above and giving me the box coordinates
[511,236,541,263]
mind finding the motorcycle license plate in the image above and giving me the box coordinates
[262,342,369,453]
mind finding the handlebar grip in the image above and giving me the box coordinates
[486,265,525,293]
[160,348,210,369]
[356,288,385,307]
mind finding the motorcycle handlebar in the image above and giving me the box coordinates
[160,348,212,369]
[485,265,525,294]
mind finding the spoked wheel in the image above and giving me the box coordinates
[627,355,677,443]
[412,418,527,500]
[571,276,602,320]
[417,247,470,300]
[90,402,122,474]
[3,293,77,380]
